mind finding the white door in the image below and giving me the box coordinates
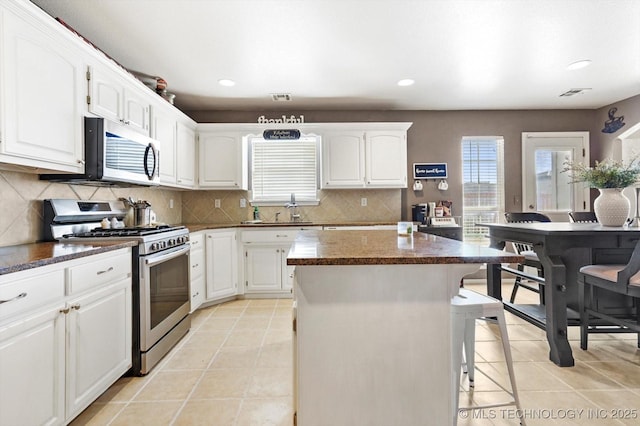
[321,132,365,188]
[522,132,589,219]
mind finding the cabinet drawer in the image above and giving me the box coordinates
[67,250,131,295]
[242,229,301,243]
[189,232,204,251]
[0,268,65,322]
[190,248,205,280]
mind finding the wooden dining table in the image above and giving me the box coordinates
[479,222,640,367]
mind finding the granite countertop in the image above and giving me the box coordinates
[183,221,396,233]
[286,229,523,266]
[0,241,137,276]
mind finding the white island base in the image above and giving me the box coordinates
[293,263,480,426]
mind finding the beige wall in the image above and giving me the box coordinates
[0,170,183,247]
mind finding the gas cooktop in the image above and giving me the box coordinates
[64,225,185,238]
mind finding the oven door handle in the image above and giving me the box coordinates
[145,245,190,267]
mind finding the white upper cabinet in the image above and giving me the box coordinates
[87,63,150,135]
[0,1,85,173]
[198,129,247,189]
[365,130,408,187]
[321,131,366,187]
[176,120,196,188]
[321,124,411,188]
[151,101,178,185]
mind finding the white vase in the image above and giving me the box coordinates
[593,188,630,226]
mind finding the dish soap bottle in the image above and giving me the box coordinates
[253,206,260,221]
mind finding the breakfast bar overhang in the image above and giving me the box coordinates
[287,230,522,426]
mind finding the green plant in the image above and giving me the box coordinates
[563,157,640,188]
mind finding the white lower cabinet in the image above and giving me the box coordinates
[65,278,131,420]
[0,301,66,426]
[189,231,205,312]
[242,227,320,296]
[205,230,238,301]
[0,248,132,426]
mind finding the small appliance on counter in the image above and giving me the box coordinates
[411,204,429,224]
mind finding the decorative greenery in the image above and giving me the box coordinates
[563,158,640,189]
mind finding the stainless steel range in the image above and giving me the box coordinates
[43,199,191,375]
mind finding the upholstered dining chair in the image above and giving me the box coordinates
[503,212,551,303]
[578,249,640,350]
[569,211,598,223]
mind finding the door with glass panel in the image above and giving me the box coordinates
[522,132,589,219]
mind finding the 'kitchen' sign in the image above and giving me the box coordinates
[413,163,448,179]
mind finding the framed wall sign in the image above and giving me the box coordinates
[413,163,448,179]
[263,129,301,140]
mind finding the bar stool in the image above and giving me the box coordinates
[451,289,526,426]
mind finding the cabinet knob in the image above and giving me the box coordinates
[71,304,81,310]
[60,307,70,314]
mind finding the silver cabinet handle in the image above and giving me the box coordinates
[97,266,114,275]
[0,292,27,304]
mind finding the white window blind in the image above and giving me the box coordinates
[461,137,505,244]
[250,136,318,204]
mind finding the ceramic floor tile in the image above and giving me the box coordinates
[109,401,183,426]
[246,367,293,397]
[190,368,253,398]
[210,346,260,369]
[69,402,126,425]
[133,370,202,401]
[172,399,241,426]
[236,397,294,426]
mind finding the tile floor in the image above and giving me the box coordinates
[71,282,640,426]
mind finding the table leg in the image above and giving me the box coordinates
[487,263,502,300]
[542,254,575,367]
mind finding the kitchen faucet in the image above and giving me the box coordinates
[285,193,301,222]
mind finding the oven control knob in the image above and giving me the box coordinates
[169,239,176,246]
[160,241,167,249]
[150,243,159,251]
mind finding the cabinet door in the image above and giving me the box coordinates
[198,132,245,188]
[88,65,150,136]
[0,307,65,426]
[321,132,365,188]
[152,104,177,185]
[245,246,283,292]
[176,121,196,187]
[365,131,407,187]
[1,8,84,172]
[65,279,132,419]
[205,231,238,300]
[88,64,123,123]
[282,244,295,291]
[123,87,150,135]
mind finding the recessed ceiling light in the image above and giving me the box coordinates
[397,79,415,87]
[218,79,236,87]
[567,60,592,71]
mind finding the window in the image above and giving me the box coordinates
[461,137,505,244]
[249,135,319,204]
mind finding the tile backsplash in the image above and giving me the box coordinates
[0,170,183,247]
[182,189,401,224]
[0,170,401,247]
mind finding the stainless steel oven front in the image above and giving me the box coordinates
[138,243,191,374]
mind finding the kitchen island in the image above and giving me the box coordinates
[287,230,522,426]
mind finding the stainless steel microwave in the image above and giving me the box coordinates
[40,117,160,186]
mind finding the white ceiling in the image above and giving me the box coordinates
[31,0,640,112]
